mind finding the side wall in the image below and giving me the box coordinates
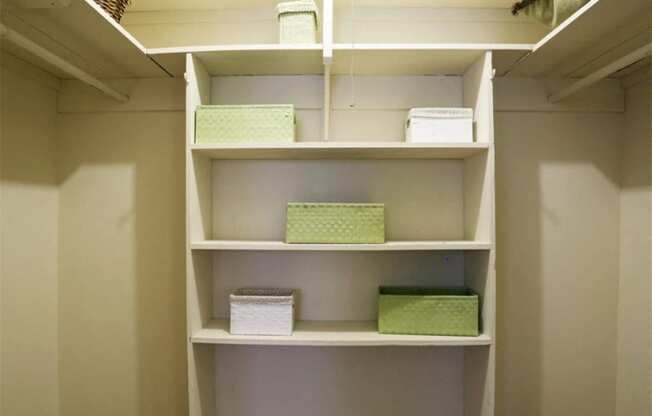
[494,78,623,416]
[0,55,60,416]
[56,79,187,416]
[616,78,652,416]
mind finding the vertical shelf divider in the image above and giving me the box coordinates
[186,53,216,416]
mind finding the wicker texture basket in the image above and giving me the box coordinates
[195,105,295,144]
[230,288,295,336]
[378,287,479,336]
[94,0,131,23]
[277,0,319,43]
[286,203,385,244]
[513,0,589,27]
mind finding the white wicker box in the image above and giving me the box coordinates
[405,108,474,143]
[230,288,295,336]
[277,0,318,44]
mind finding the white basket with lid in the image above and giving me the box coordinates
[277,0,319,44]
[405,108,474,143]
[230,288,295,336]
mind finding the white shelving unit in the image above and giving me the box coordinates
[184,2,495,415]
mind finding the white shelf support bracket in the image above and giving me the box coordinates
[0,22,129,103]
[549,41,652,103]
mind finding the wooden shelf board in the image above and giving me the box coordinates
[191,240,493,251]
[149,43,533,76]
[504,0,651,77]
[193,319,492,346]
[149,44,324,76]
[191,142,489,160]
[332,43,533,75]
[5,0,168,79]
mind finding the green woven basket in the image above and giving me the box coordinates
[277,1,319,44]
[195,105,295,144]
[286,203,385,244]
[378,287,479,336]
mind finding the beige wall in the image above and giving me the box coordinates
[494,102,623,415]
[1,57,60,416]
[616,78,651,416]
[56,79,187,416]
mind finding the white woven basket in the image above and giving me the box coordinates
[405,108,474,143]
[230,288,295,336]
[277,0,318,43]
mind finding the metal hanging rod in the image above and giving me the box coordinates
[0,22,129,102]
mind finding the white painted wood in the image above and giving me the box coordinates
[504,0,651,77]
[0,23,128,102]
[191,240,492,251]
[150,45,324,76]
[549,42,652,103]
[186,54,216,416]
[179,4,499,412]
[194,319,492,346]
[149,44,532,77]
[4,0,166,78]
[549,11,651,79]
[323,0,334,63]
[463,52,495,416]
[463,51,493,143]
[191,142,489,159]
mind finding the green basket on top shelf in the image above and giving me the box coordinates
[195,105,295,144]
[286,203,385,244]
[378,287,480,337]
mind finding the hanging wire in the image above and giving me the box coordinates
[349,0,356,108]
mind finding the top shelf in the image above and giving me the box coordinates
[503,0,651,77]
[5,0,169,79]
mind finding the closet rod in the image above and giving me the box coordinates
[549,41,652,103]
[0,23,129,102]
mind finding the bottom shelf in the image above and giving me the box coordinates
[192,319,492,347]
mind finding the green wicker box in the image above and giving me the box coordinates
[195,105,295,144]
[378,287,479,336]
[277,1,319,44]
[286,203,385,244]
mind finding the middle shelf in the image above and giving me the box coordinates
[191,142,489,160]
[193,319,492,346]
[191,240,493,251]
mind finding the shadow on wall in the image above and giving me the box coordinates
[495,111,623,416]
[55,109,187,416]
